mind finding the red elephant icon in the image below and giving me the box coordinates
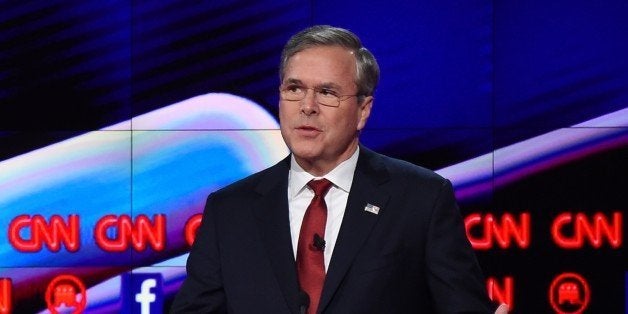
[45,275,87,314]
[557,282,581,305]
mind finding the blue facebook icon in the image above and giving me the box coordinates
[122,273,164,314]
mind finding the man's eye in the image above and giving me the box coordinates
[319,89,338,97]
[287,85,302,93]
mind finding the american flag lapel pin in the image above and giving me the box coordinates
[364,203,380,215]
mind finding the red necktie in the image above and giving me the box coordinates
[297,178,333,314]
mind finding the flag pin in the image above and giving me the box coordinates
[364,203,380,215]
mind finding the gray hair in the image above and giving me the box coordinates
[279,25,380,102]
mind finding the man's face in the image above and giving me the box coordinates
[279,45,372,173]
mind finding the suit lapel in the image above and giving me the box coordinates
[318,148,391,311]
[253,157,301,314]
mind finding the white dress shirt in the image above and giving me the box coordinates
[288,147,359,271]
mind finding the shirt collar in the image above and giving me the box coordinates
[288,147,360,198]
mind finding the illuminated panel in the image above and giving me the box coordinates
[127,93,278,130]
[0,93,288,308]
[437,107,628,200]
[0,130,131,268]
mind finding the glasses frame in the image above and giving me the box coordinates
[279,84,361,108]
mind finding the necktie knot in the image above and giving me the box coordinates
[307,178,333,197]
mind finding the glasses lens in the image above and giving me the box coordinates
[281,88,302,101]
[317,92,339,107]
[280,86,342,107]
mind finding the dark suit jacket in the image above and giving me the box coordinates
[171,147,494,313]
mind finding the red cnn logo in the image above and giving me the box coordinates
[185,214,203,246]
[487,276,513,311]
[0,278,11,314]
[9,215,80,252]
[465,213,531,250]
[552,212,622,249]
[95,214,166,252]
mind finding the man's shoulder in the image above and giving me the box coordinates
[213,156,290,197]
[362,147,447,185]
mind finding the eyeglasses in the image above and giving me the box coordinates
[279,84,360,108]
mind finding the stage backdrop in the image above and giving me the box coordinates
[1,1,626,313]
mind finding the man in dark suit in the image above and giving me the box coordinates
[172,25,506,313]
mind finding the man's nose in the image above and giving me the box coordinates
[300,89,319,115]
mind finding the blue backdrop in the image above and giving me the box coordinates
[1,1,626,313]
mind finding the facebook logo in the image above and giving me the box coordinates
[121,273,163,314]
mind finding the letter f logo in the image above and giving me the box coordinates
[122,273,163,314]
[135,279,157,314]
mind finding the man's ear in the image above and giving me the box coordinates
[356,96,373,131]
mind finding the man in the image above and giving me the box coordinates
[172,25,506,313]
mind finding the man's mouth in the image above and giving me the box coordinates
[297,125,320,131]
[295,125,322,136]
